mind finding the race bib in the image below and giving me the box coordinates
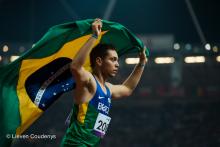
[93,113,111,138]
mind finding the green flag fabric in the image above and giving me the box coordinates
[0,19,149,146]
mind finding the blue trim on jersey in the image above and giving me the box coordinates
[89,76,111,115]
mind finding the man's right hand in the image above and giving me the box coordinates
[92,18,102,37]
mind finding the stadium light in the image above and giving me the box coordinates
[216,56,220,62]
[125,58,140,64]
[125,58,148,64]
[3,45,9,52]
[185,43,192,50]
[173,43,180,50]
[213,46,218,53]
[184,56,205,63]
[205,43,211,50]
[154,57,175,64]
[10,56,20,62]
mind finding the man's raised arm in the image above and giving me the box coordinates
[108,48,147,99]
[71,18,102,70]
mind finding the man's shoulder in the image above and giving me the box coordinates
[105,82,112,86]
[105,82,114,90]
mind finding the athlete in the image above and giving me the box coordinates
[61,18,147,147]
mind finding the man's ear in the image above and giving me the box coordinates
[96,57,102,66]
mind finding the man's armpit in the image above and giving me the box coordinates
[85,75,96,93]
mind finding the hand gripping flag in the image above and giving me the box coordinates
[0,19,149,146]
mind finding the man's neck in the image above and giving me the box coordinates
[92,70,107,85]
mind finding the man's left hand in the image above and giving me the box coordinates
[139,47,147,64]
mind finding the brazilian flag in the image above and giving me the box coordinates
[0,19,149,146]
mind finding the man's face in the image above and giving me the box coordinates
[101,50,119,78]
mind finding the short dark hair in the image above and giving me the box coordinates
[90,43,116,69]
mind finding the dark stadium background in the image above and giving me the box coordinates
[1,0,220,146]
